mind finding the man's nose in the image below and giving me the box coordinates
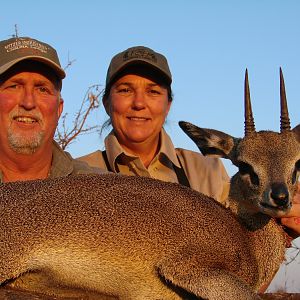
[19,87,36,110]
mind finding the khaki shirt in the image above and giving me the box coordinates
[0,140,104,183]
[77,129,230,204]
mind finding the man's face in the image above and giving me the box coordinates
[0,62,63,154]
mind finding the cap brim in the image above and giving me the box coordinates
[0,56,66,79]
[108,59,171,87]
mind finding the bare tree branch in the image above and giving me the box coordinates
[55,84,103,150]
[14,24,19,38]
[64,51,76,72]
[10,24,19,38]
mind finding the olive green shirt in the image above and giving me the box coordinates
[77,129,230,204]
[0,140,104,183]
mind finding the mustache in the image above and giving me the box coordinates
[9,108,43,123]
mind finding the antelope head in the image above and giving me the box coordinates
[179,69,300,217]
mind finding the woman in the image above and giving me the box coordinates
[78,46,300,293]
[77,46,230,204]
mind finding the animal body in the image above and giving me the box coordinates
[1,69,300,300]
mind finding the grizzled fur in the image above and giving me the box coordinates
[2,173,259,300]
[1,120,300,300]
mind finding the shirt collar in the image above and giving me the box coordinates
[49,140,74,178]
[159,128,181,168]
[104,128,181,171]
[104,131,127,172]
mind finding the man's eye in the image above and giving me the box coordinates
[37,87,50,94]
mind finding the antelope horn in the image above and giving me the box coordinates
[244,69,255,136]
[280,67,291,132]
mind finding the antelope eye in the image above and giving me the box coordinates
[238,161,259,186]
[292,159,300,184]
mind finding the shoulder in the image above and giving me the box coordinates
[51,142,106,177]
[64,151,106,175]
[175,147,230,204]
[76,150,108,170]
[176,148,226,171]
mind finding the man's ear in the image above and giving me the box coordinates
[179,121,236,159]
[57,97,64,119]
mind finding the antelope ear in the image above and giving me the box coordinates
[179,121,236,158]
[292,124,300,143]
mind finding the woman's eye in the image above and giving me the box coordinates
[117,88,130,93]
[148,89,161,95]
[5,84,18,90]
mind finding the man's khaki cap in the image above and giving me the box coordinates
[0,37,65,79]
[106,46,172,87]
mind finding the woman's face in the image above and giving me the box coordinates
[105,73,171,150]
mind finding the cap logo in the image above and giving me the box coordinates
[123,49,157,63]
[4,39,48,54]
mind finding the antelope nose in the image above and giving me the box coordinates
[270,183,289,207]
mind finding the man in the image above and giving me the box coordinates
[0,36,111,299]
[0,36,101,182]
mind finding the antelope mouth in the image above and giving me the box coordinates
[261,202,290,209]
[260,202,291,217]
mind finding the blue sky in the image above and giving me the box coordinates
[2,0,300,176]
[2,0,300,291]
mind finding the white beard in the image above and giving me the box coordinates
[7,128,44,154]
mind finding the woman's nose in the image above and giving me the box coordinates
[132,91,146,109]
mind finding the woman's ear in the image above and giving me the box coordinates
[166,100,172,114]
[102,96,110,116]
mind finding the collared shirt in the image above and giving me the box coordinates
[0,140,103,183]
[77,129,230,205]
